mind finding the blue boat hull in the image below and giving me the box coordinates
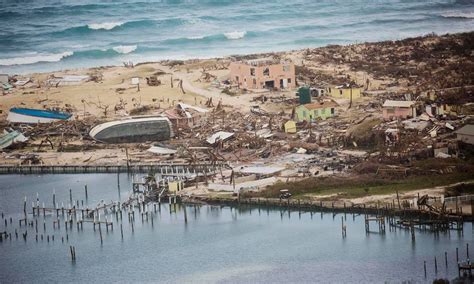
[7,108,72,124]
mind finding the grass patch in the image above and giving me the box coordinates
[445,182,474,197]
[247,173,474,200]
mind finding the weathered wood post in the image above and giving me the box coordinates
[455,196,458,215]
[168,196,172,215]
[183,204,188,224]
[69,246,76,261]
[23,196,27,219]
[341,216,346,238]
[467,243,469,259]
[99,223,103,245]
[85,185,88,200]
[424,261,426,278]
[396,190,401,210]
[445,251,448,269]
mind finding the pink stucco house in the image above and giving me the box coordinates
[229,58,295,90]
[382,100,417,120]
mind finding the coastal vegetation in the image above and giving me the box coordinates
[249,158,474,200]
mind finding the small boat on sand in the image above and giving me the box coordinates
[7,107,72,124]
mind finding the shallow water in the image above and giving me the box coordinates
[0,174,472,283]
[1,0,473,74]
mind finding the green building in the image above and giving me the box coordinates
[295,101,338,122]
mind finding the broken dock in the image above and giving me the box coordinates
[0,162,225,175]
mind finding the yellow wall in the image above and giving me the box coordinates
[327,87,361,100]
[295,105,335,122]
[168,181,183,192]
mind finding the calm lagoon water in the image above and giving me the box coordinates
[0,174,472,283]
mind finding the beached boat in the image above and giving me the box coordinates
[0,130,28,150]
[7,107,72,124]
[89,117,174,143]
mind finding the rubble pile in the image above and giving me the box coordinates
[301,32,474,91]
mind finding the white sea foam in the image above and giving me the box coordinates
[187,35,206,40]
[224,31,246,40]
[112,45,137,54]
[441,11,474,19]
[0,51,73,66]
[88,22,124,30]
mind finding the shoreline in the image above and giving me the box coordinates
[1,30,468,77]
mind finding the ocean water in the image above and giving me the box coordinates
[0,174,472,283]
[0,0,473,74]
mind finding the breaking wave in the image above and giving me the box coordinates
[165,31,255,46]
[112,45,137,54]
[186,35,206,40]
[88,22,125,30]
[50,19,186,37]
[224,31,247,40]
[440,12,474,19]
[0,51,74,66]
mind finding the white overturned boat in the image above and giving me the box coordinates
[7,107,72,124]
[89,117,174,143]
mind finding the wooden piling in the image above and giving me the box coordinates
[341,216,346,238]
[183,205,188,224]
[99,223,103,245]
[467,243,469,259]
[70,246,76,261]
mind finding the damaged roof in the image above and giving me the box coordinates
[303,101,338,110]
[383,100,416,108]
[206,131,234,144]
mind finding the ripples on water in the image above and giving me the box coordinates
[0,0,473,73]
[0,174,472,283]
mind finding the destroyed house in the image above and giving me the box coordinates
[382,100,416,120]
[295,101,337,122]
[164,103,208,129]
[229,58,295,90]
[326,84,361,100]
